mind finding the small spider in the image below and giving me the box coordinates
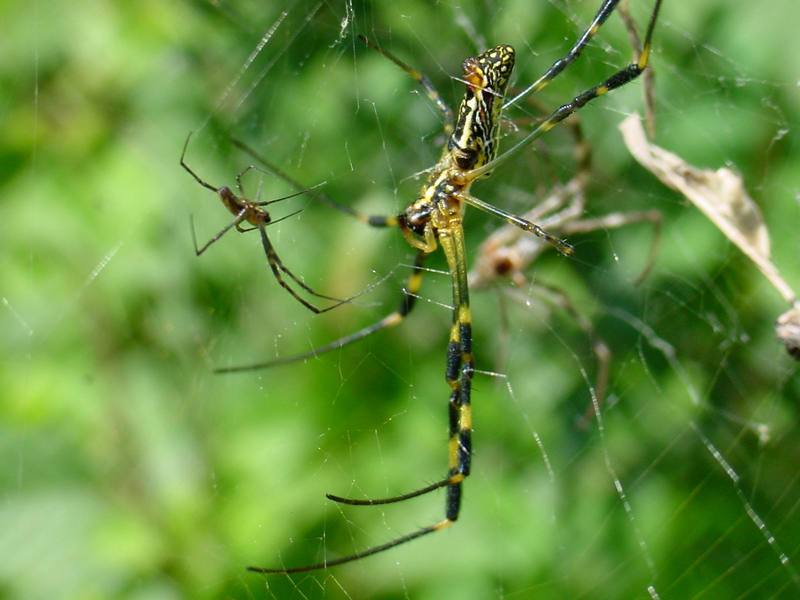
[180,132,354,314]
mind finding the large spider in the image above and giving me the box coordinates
[221,0,663,573]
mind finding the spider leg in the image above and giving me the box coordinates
[230,137,401,229]
[266,235,348,304]
[191,209,247,256]
[475,0,662,178]
[248,226,473,574]
[237,164,327,209]
[359,34,455,135]
[327,227,470,505]
[505,97,592,195]
[544,283,612,427]
[257,224,355,314]
[522,108,594,188]
[461,193,574,256]
[234,164,256,196]
[617,1,657,137]
[180,131,220,193]
[337,225,476,512]
[254,184,326,207]
[439,223,473,526]
[214,251,427,374]
[505,0,623,109]
[328,255,469,504]
[561,208,661,284]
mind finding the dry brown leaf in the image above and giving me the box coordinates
[619,113,796,305]
[619,113,799,358]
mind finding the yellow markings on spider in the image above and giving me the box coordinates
[458,304,472,324]
[383,312,404,327]
[459,404,473,431]
[448,436,460,469]
[449,325,460,344]
[238,0,663,576]
[407,271,424,295]
[433,519,454,532]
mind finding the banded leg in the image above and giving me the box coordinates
[215,251,427,374]
[505,0,623,108]
[248,225,474,574]
[440,223,474,524]
[328,224,474,508]
[475,0,662,178]
[359,34,454,136]
[339,224,475,511]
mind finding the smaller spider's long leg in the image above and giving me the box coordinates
[258,225,358,314]
[254,184,327,208]
[254,209,348,304]
[234,164,257,196]
[180,132,218,193]
[191,210,248,256]
[214,251,427,374]
[477,0,662,178]
[359,34,454,135]
[561,208,661,284]
[504,0,622,109]
[230,138,401,229]
[461,193,574,256]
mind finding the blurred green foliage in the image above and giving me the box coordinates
[2,1,799,598]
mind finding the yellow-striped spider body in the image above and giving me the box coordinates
[222,0,663,574]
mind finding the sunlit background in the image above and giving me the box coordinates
[2,1,799,598]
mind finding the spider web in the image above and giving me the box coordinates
[2,1,799,599]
